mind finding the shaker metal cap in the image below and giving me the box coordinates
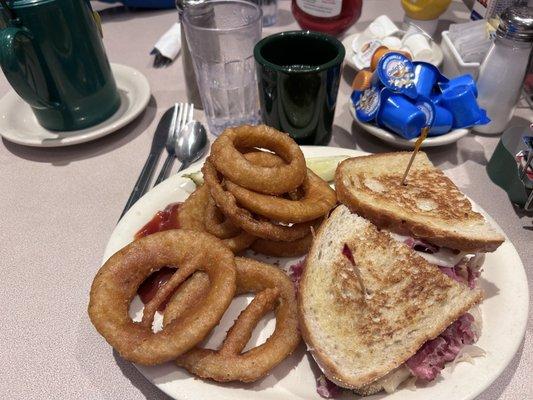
[497,6,533,42]
[176,0,207,14]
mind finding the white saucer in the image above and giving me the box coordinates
[0,63,151,147]
[342,32,444,71]
[349,102,469,148]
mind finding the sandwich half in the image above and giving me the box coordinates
[298,205,484,395]
[334,152,504,253]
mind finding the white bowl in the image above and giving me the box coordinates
[349,102,469,148]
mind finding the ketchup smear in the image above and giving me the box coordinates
[137,266,176,311]
[134,202,182,240]
[134,202,182,310]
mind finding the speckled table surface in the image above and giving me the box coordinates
[0,1,530,399]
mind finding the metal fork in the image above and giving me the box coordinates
[154,102,194,184]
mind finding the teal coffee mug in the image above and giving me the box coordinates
[0,0,120,131]
[254,31,345,145]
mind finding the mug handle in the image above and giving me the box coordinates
[0,26,55,108]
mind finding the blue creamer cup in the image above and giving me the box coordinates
[351,86,381,122]
[377,89,426,139]
[415,96,453,136]
[429,105,453,136]
[439,74,478,97]
[413,62,442,97]
[376,52,418,99]
[414,96,435,127]
[440,85,490,128]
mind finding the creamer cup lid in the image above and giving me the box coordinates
[352,37,384,70]
[352,69,374,91]
[377,52,418,99]
[351,87,381,122]
[474,109,491,126]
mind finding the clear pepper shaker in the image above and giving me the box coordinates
[474,6,533,134]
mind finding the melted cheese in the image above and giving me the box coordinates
[388,232,469,267]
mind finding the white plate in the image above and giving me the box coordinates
[103,146,528,400]
[0,63,150,147]
[342,32,444,71]
[349,103,470,149]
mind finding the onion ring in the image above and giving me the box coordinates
[179,185,256,253]
[242,149,285,167]
[88,230,236,365]
[225,169,336,223]
[209,125,306,195]
[203,160,318,241]
[172,257,301,382]
[251,234,313,258]
[250,220,320,257]
[242,150,304,201]
[204,195,242,239]
[163,272,210,327]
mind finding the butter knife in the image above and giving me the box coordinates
[119,106,175,220]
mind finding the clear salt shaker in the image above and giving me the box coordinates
[474,6,533,134]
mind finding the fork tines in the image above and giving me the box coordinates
[173,102,194,139]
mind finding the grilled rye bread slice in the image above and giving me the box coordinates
[334,152,504,252]
[298,205,483,391]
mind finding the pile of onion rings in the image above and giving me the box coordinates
[88,229,300,382]
[130,126,334,258]
[202,125,336,256]
[88,125,336,385]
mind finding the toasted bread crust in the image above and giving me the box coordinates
[335,153,504,253]
[298,205,484,390]
[352,383,384,396]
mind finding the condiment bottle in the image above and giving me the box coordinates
[401,0,452,36]
[474,6,533,134]
[291,0,362,36]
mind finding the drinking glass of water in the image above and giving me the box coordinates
[182,0,262,136]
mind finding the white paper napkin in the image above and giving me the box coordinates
[153,22,182,60]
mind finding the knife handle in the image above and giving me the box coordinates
[119,153,159,221]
